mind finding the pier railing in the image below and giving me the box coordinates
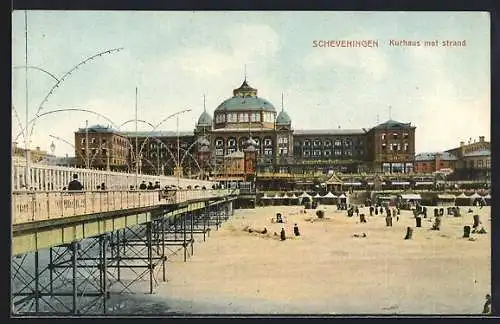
[12,189,238,225]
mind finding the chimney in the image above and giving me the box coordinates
[36,146,40,151]
[479,136,485,142]
[460,141,465,147]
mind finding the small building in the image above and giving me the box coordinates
[397,193,422,209]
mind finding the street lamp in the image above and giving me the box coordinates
[50,141,55,155]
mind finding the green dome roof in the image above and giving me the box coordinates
[197,111,212,126]
[215,96,276,112]
[276,110,291,125]
[215,79,276,112]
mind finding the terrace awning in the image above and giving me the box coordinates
[344,182,362,186]
[415,181,434,185]
[437,194,456,200]
[314,193,322,198]
[323,191,337,198]
[456,193,468,199]
[470,192,482,199]
[300,192,312,198]
[392,181,410,185]
[273,194,282,199]
[399,193,422,200]
[484,194,491,199]
[338,194,347,198]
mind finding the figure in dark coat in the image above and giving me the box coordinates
[293,224,300,236]
[68,174,83,191]
[280,228,286,241]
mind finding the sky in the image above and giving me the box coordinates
[11,11,490,157]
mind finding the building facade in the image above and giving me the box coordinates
[445,136,490,181]
[73,78,417,179]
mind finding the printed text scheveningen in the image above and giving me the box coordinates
[312,40,379,48]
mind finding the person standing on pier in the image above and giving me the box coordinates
[67,174,83,191]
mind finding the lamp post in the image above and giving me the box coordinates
[85,120,89,169]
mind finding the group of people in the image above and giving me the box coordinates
[279,223,301,241]
[138,180,161,190]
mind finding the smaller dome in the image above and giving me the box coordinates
[246,137,257,147]
[197,111,212,127]
[276,110,291,125]
[244,145,256,152]
[197,137,210,147]
[199,145,210,153]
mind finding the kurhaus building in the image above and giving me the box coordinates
[74,79,417,180]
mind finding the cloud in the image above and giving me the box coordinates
[407,46,490,151]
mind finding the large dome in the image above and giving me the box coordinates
[215,96,276,112]
[215,80,276,112]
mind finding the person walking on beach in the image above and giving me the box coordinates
[483,294,492,314]
[293,224,300,236]
[280,228,286,241]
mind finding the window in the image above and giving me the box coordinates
[215,139,224,147]
[226,148,235,155]
[334,149,342,156]
[324,140,332,147]
[254,138,260,146]
[478,160,483,168]
[81,138,86,144]
[344,139,352,148]
[405,163,414,173]
[334,140,341,147]
[279,148,288,155]
[404,143,409,151]
[486,160,491,168]
[251,113,260,122]
[102,139,107,144]
[91,138,97,144]
[381,134,386,140]
[264,148,273,156]
[239,113,249,122]
[324,150,331,157]
[303,140,310,147]
[228,138,236,147]
[279,137,288,144]
[392,163,404,173]
[382,163,391,173]
[345,150,353,157]
[303,150,310,157]
[313,140,321,147]
[215,148,224,156]
[264,139,272,146]
[382,143,387,150]
[313,150,321,156]
[216,114,225,123]
[392,133,399,139]
[392,144,398,151]
[403,133,409,139]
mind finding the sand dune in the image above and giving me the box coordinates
[155,205,491,314]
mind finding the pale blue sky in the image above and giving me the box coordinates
[12,11,490,157]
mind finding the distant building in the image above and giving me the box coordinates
[414,152,458,173]
[446,136,490,181]
[12,142,51,164]
[72,78,417,180]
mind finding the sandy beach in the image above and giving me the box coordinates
[151,205,490,314]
